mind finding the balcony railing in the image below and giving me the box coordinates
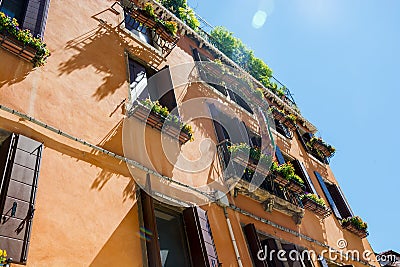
[216,140,304,211]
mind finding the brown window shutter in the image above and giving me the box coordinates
[147,65,177,113]
[327,184,353,219]
[0,134,42,264]
[183,206,219,267]
[314,171,341,219]
[291,160,317,195]
[261,238,285,267]
[22,0,50,38]
[243,223,268,267]
[281,243,301,267]
[140,190,162,267]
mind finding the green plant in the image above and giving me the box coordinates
[0,249,7,265]
[228,143,272,167]
[271,162,304,185]
[310,136,336,154]
[164,20,178,36]
[140,99,194,141]
[0,12,50,67]
[143,3,157,19]
[277,87,285,97]
[342,216,368,231]
[285,114,297,123]
[300,193,326,207]
[159,0,199,30]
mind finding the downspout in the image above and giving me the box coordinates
[223,206,243,267]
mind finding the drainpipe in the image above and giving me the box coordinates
[223,206,243,267]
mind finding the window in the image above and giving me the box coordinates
[140,190,220,267]
[0,0,50,38]
[275,119,292,139]
[0,133,43,264]
[129,58,178,112]
[314,171,353,220]
[243,224,315,267]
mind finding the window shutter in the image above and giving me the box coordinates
[22,0,50,38]
[243,224,268,267]
[147,65,177,113]
[183,206,219,267]
[292,160,317,195]
[261,239,284,267]
[327,184,353,219]
[192,48,201,62]
[314,171,341,219]
[140,190,162,267]
[281,243,301,267]
[0,134,42,264]
[318,257,329,267]
[208,104,229,143]
[275,146,285,165]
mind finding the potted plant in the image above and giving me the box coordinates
[308,136,335,158]
[269,106,285,123]
[228,143,272,176]
[341,216,368,238]
[282,113,297,131]
[130,99,194,144]
[300,193,331,218]
[270,161,290,187]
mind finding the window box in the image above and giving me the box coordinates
[227,143,272,177]
[128,100,193,144]
[341,216,368,238]
[270,171,290,187]
[282,115,297,131]
[301,194,331,218]
[270,107,285,123]
[0,12,50,67]
[286,179,304,194]
[308,137,335,158]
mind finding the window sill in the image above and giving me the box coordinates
[120,24,163,58]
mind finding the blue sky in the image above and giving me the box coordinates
[188,0,399,252]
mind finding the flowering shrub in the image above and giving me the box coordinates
[300,193,326,207]
[0,12,50,67]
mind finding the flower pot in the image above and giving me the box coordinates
[341,221,368,238]
[282,118,296,131]
[271,108,285,123]
[0,31,37,63]
[286,180,304,194]
[272,172,290,187]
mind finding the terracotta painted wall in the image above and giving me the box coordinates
[0,0,378,266]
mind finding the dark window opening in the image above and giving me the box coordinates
[155,208,192,267]
[0,0,28,25]
[227,89,253,114]
[275,119,292,139]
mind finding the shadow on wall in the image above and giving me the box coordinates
[58,8,165,101]
[89,206,141,267]
[0,50,33,88]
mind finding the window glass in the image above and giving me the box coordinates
[128,59,148,102]
[124,12,152,45]
[155,209,191,267]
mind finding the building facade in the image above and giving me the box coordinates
[0,0,378,266]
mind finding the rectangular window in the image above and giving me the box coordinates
[124,12,152,45]
[0,0,50,38]
[140,190,220,267]
[0,133,42,264]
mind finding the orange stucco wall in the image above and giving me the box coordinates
[0,0,378,266]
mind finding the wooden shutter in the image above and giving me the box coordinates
[22,0,50,38]
[261,238,285,267]
[243,224,268,267]
[147,65,177,113]
[314,171,341,219]
[295,129,308,151]
[318,257,329,267]
[292,160,317,195]
[183,206,219,267]
[0,134,42,264]
[281,243,301,267]
[208,104,229,143]
[275,145,285,165]
[192,48,202,62]
[140,190,162,267]
[327,184,353,219]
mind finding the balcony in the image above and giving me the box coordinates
[300,194,331,218]
[128,99,193,144]
[217,140,305,223]
[269,107,297,132]
[118,1,180,56]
